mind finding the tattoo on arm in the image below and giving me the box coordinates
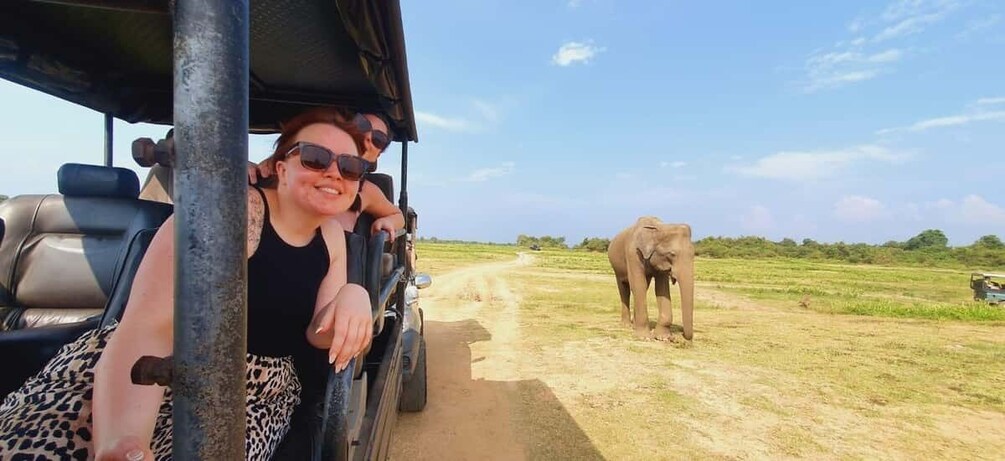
[247,190,264,256]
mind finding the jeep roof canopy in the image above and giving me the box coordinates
[0,0,417,141]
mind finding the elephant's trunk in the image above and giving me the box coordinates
[677,266,694,340]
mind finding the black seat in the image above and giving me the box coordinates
[0,163,172,396]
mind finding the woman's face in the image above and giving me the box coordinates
[275,123,360,216]
[362,114,390,163]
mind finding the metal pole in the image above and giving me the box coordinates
[398,142,408,213]
[172,1,249,459]
[103,113,113,166]
[398,142,409,282]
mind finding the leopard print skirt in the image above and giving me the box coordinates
[0,325,302,460]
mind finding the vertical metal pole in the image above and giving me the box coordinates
[398,141,409,281]
[103,113,113,166]
[172,1,249,459]
[398,141,408,215]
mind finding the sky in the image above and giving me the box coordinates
[1,0,1004,245]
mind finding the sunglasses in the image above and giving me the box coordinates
[284,142,370,181]
[353,113,391,152]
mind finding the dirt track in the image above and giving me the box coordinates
[390,254,533,460]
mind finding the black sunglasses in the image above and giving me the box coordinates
[353,113,391,152]
[284,142,370,181]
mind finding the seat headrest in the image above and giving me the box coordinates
[57,163,140,199]
[366,173,394,202]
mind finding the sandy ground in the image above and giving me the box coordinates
[390,254,1005,460]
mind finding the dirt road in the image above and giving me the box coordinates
[390,254,534,460]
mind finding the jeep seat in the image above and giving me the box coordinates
[354,173,397,278]
[0,163,172,396]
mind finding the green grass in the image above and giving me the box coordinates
[418,243,1005,322]
[415,241,518,274]
[406,243,1005,460]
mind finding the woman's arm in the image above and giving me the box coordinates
[360,181,404,237]
[93,189,266,458]
[92,216,176,459]
[306,220,372,372]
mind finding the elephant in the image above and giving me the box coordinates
[608,217,694,340]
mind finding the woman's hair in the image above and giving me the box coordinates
[264,107,367,173]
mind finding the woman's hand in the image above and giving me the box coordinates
[246,160,274,184]
[309,283,372,372]
[371,216,399,240]
[95,436,155,461]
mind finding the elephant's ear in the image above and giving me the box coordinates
[633,224,658,260]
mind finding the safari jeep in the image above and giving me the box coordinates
[0,0,427,459]
[971,272,1005,305]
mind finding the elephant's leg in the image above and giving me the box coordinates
[616,279,632,327]
[653,273,673,340]
[630,274,653,337]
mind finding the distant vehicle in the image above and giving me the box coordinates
[970,273,1005,305]
[529,244,542,251]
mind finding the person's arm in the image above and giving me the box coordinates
[92,216,176,460]
[307,220,372,372]
[93,189,265,460]
[360,182,404,237]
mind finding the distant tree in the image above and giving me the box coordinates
[904,229,949,250]
[801,238,819,247]
[974,235,1004,249]
[0,194,8,203]
[779,238,797,247]
[574,237,611,252]
[881,240,903,249]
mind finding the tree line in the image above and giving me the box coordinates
[512,229,1005,268]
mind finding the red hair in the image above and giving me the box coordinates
[265,107,367,169]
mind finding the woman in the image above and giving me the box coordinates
[252,112,403,237]
[0,108,373,460]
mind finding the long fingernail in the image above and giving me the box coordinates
[126,449,145,461]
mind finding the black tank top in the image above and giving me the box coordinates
[247,187,330,358]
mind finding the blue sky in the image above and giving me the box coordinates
[2,0,1004,245]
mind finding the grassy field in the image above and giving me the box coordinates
[407,242,1005,460]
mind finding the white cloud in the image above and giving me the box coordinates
[912,195,1005,227]
[415,111,476,132]
[661,161,686,168]
[834,195,887,222]
[976,97,1005,106]
[877,109,1005,134]
[730,145,908,181]
[804,49,902,92]
[552,41,605,66]
[875,0,959,41]
[874,12,947,41]
[740,205,774,232]
[801,0,964,92]
[960,195,1005,225]
[461,162,515,182]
